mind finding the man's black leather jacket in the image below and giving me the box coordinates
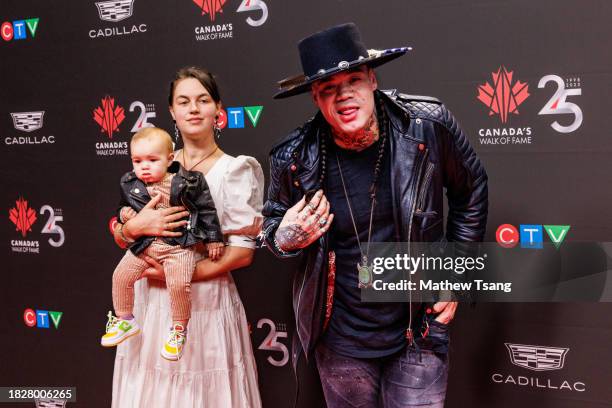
[118,161,223,255]
[262,89,488,365]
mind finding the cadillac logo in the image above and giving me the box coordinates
[11,111,44,132]
[505,343,569,371]
[95,0,135,22]
[34,399,67,408]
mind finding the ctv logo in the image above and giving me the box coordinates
[496,224,570,249]
[24,308,63,329]
[218,106,263,129]
[1,18,39,41]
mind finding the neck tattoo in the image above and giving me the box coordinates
[331,113,379,151]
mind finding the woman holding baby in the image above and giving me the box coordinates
[110,66,263,408]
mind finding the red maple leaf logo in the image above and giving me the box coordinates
[93,96,126,139]
[477,66,530,124]
[192,0,227,22]
[9,197,37,237]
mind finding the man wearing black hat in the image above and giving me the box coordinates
[262,23,487,407]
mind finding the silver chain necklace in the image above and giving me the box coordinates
[334,143,384,288]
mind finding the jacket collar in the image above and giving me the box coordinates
[123,171,139,182]
[270,88,412,156]
[168,161,181,174]
[378,89,412,135]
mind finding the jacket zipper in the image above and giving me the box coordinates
[294,256,311,355]
[178,181,194,231]
[405,148,428,339]
[407,148,429,245]
[416,161,434,213]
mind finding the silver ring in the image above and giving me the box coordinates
[307,203,316,212]
[319,218,327,226]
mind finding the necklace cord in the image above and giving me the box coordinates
[181,145,219,171]
[333,94,389,263]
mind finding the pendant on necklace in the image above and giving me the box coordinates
[357,255,373,289]
[406,327,414,345]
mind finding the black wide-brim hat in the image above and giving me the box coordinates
[274,22,411,99]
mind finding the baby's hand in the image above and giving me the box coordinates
[120,207,138,223]
[206,242,225,261]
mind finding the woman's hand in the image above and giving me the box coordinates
[140,246,252,282]
[140,255,165,281]
[274,190,333,252]
[120,207,138,222]
[122,194,190,240]
[206,242,225,261]
[193,246,254,281]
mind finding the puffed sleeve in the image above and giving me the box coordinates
[221,155,265,249]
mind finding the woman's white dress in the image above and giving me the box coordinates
[112,154,264,408]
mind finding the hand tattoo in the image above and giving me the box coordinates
[275,224,310,251]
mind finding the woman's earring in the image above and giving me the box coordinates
[174,122,180,142]
[213,116,222,139]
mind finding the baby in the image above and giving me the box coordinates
[101,127,224,361]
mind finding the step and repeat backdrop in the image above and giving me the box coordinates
[2,0,612,407]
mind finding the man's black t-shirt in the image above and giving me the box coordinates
[322,135,409,358]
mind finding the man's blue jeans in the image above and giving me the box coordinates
[315,320,449,408]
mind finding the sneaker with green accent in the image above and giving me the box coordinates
[161,324,187,361]
[101,311,140,347]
